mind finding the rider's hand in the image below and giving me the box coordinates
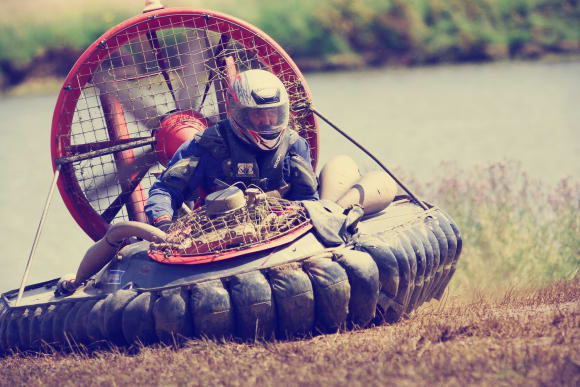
[156,220,172,233]
[153,215,172,232]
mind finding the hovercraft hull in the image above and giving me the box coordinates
[0,198,461,352]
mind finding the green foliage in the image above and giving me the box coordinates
[0,0,579,87]
[314,0,419,63]
[254,1,347,58]
[0,9,133,65]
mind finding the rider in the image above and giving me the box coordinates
[145,69,319,231]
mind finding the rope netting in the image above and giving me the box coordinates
[53,11,318,240]
[149,194,311,259]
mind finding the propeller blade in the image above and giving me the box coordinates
[146,30,177,103]
[100,151,157,223]
[101,164,149,223]
[92,48,171,131]
[175,29,212,113]
[67,136,155,156]
[84,148,159,203]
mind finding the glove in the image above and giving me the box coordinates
[54,273,78,297]
[289,154,318,199]
[153,215,172,232]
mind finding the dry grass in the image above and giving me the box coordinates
[1,279,578,386]
[401,160,580,295]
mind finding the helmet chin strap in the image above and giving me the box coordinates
[244,128,284,151]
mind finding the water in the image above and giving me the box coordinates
[1,59,579,292]
[308,60,580,180]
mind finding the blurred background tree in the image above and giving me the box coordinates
[1,0,579,91]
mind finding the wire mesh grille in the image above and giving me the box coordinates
[149,196,311,257]
[55,12,317,235]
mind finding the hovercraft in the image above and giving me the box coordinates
[0,3,461,353]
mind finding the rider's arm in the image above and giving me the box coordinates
[145,139,205,226]
[285,136,320,201]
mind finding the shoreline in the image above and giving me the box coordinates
[2,0,579,95]
[3,52,580,98]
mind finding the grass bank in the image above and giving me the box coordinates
[1,279,578,385]
[1,161,578,384]
[402,160,580,295]
[1,0,579,90]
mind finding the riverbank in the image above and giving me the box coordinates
[1,0,579,92]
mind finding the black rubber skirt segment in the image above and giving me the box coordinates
[0,206,462,353]
[122,292,157,345]
[190,280,235,339]
[153,288,192,344]
[303,256,350,333]
[268,263,315,338]
[230,271,277,340]
[333,249,380,328]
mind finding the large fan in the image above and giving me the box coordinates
[51,8,319,241]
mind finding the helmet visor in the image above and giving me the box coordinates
[247,105,288,134]
[231,103,289,136]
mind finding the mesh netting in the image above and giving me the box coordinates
[149,196,311,258]
[53,11,318,240]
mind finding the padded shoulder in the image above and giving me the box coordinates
[198,123,229,160]
[160,156,200,192]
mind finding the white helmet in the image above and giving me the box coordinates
[226,69,290,151]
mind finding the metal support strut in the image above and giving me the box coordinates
[16,165,62,305]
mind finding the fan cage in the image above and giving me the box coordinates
[51,9,319,241]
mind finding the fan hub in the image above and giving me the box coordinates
[155,111,209,166]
